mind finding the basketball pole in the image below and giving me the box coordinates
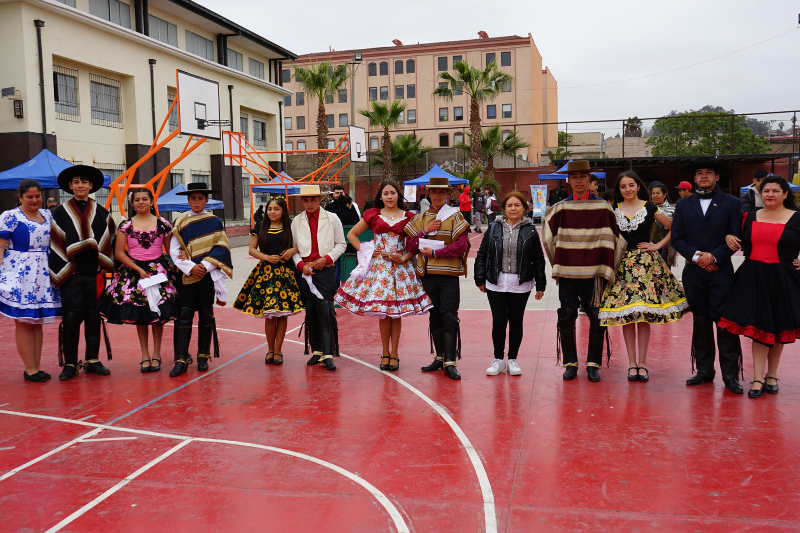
[349,53,359,202]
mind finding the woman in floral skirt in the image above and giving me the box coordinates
[335,180,433,371]
[234,197,303,365]
[98,188,178,372]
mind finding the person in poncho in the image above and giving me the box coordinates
[49,166,116,381]
[542,160,626,382]
[169,183,233,377]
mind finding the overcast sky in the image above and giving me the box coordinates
[200,0,799,134]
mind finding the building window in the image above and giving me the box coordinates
[191,172,210,187]
[397,111,404,124]
[53,65,80,121]
[298,140,306,150]
[395,85,404,99]
[185,30,214,60]
[502,104,512,118]
[226,49,242,71]
[438,82,448,90]
[93,163,125,213]
[242,175,251,204]
[407,84,415,98]
[338,89,347,103]
[455,82,463,95]
[437,57,447,71]
[502,130,511,141]
[281,69,291,83]
[339,114,348,127]
[147,14,177,46]
[379,86,388,100]
[406,59,415,73]
[379,62,388,75]
[296,92,304,105]
[487,104,497,119]
[240,113,248,140]
[284,117,292,130]
[369,87,377,100]
[89,74,122,127]
[501,51,511,66]
[89,0,131,28]
[502,80,511,92]
[324,92,333,104]
[297,116,305,129]
[439,108,448,121]
[168,95,179,132]
[327,139,336,149]
[370,137,379,150]
[454,132,464,145]
[368,63,377,76]
[454,107,463,121]
[285,141,292,150]
[408,109,416,124]
[390,61,401,75]
[170,169,183,188]
[486,52,496,65]
[249,58,264,79]
[439,133,449,147]
[283,95,291,107]
[253,118,267,147]
[56,0,76,6]
[453,55,462,65]
[326,114,334,128]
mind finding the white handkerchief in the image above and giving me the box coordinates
[138,273,168,315]
[435,204,459,222]
[303,273,324,300]
[418,238,445,251]
[351,241,376,280]
[138,273,168,288]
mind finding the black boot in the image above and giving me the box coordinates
[170,307,194,377]
[83,306,103,367]
[196,307,215,372]
[307,352,323,366]
[557,308,579,380]
[441,312,461,381]
[422,312,445,372]
[688,314,716,382]
[304,300,324,365]
[60,311,82,380]
[587,366,601,382]
[59,363,81,381]
[586,308,607,369]
[717,326,743,391]
[84,359,111,375]
[317,300,338,370]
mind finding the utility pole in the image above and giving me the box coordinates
[349,52,361,200]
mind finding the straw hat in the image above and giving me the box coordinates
[290,184,323,197]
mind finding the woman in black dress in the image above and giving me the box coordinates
[720,176,800,398]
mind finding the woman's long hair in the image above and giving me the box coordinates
[257,198,294,253]
[759,175,799,211]
[373,179,405,210]
[129,187,156,215]
[612,171,650,204]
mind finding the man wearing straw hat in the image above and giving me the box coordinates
[291,184,347,371]
[542,160,626,382]
[405,176,470,381]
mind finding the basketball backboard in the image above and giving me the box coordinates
[348,126,367,163]
[222,131,247,167]
[177,70,221,140]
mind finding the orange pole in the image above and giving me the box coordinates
[152,95,178,150]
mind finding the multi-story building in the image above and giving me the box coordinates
[0,0,296,218]
[283,33,558,166]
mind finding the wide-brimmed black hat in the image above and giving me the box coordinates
[176,182,219,196]
[57,165,105,193]
[679,156,732,176]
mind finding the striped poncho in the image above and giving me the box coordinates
[172,212,233,285]
[49,199,116,287]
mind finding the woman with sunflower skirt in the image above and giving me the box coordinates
[234,198,303,365]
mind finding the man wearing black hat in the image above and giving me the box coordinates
[169,183,233,377]
[671,157,744,394]
[49,166,116,381]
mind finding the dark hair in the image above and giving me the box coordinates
[753,168,769,180]
[332,184,345,192]
[602,190,614,202]
[374,179,405,210]
[129,187,156,215]
[612,171,650,204]
[649,181,670,202]
[258,198,294,253]
[17,179,42,197]
[590,174,600,184]
[500,191,528,212]
[338,195,352,207]
[759,176,798,211]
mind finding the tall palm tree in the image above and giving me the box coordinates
[359,100,408,181]
[370,134,431,184]
[457,125,530,180]
[453,165,499,198]
[292,61,349,169]
[433,59,513,171]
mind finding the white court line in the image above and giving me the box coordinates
[76,415,96,421]
[0,447,15,451]
[0,410,409,533]
[0,427,104,482]
[0,403,8,407]
[80,437,137,442]
[44,439,194,533]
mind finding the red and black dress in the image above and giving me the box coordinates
[719,211,800,346]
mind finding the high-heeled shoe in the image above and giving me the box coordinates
[627,367,639,381]
[388,355,399,372]
[748,380,765,398]
[140,359,152,373]
[765,377,780,394]
[380,355,391,371]
[150,358,161,372]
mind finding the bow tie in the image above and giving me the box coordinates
[695,188,716,199]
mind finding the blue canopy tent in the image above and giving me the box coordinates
[0,149,112,189]
[156,183,224,212]
[404,164,468,186]
[740,183,800,193]
[252,172,302,195]
[538,160,606,181]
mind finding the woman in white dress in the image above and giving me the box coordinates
[0,179,62,382]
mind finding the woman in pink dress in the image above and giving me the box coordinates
[335,180,432,371]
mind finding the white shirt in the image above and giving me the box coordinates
[485,195,497,214]
[486,272,534,294]
[169,210,228,304]
[691,198,717,264]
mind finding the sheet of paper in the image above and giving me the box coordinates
[418,238,445,251]
[138,273,168,289]
[435,204,459,222]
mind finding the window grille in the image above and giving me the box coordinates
[53,65,80,122]
[90,74,123,127]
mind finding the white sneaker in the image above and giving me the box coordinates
[507,359,522,376]
[486,359,506,376]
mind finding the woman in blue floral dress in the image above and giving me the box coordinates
[0,179,61,382]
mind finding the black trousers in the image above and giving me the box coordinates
[298,266,339,355]
[487,289,530,359]
[60,274,102,365]
[422,274,461,362]
[682,262,742,380]
[421,274,460,314]
[558,278,604,366]
[173,274,216,360]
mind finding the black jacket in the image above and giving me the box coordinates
[672,187,742,263]
[474,218,547,292]
[740,185,762,215]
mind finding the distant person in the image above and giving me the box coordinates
[326,183,361,217]
[46,197,58,214]
[484,188,498,224]
[589,174,601,196]
[650,182,677,268]
[741,169,768,215]
[548,187,560,206]
[458,186,473,231]
[332,195,360,226]
[602,190,615,204]
[557,184,569,201]
[473,190,485,233]
[253,204,264,227]
[419,194,430,213]
[675,181,693,200]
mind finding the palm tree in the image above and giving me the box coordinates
[359,100,408,181]
[545,147,571,165]
[457,125,530,181]
[453,165,499,198]
[433,59,513,170]
[292,61,349,169]
[370,134,431,184]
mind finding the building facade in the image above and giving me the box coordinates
[283,33,557,166]
[0,0,296,218]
